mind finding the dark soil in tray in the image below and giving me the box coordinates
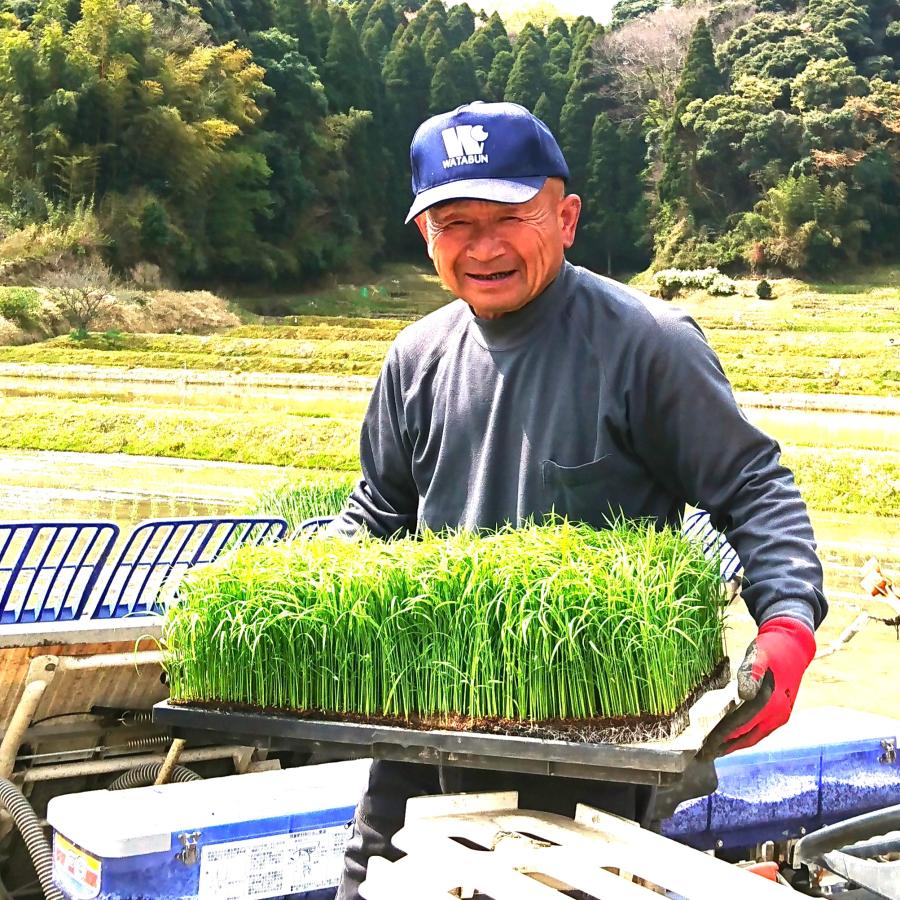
[171,657,731,745]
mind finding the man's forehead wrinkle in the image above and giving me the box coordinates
[432,198,522,218]
[429,196,548,225]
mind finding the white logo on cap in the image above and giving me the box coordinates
[441,124,489,169]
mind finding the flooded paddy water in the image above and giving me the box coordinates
[0,372,896,718]
[0,449,290,524]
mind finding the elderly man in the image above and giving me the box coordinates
[330,102,826,899]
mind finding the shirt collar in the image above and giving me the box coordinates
[467,261,572,351]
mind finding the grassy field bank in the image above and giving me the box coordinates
[0,264,897,395]
[0,382,896,518]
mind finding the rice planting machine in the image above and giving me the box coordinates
[1,516,898,899]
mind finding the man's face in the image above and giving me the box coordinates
[415,180,581,319]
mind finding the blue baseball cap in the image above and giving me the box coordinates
[405,101,569,224]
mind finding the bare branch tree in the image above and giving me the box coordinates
[594,2,757,121]
[705,0,758,46]
[134,0,213,53]
[43,260,118,333]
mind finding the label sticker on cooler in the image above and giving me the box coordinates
[53,833,102,900]
[198,823,352,900]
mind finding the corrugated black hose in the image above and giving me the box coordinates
[107,763,201,790]
[0,776,64,900]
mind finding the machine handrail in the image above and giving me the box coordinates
[0,521,120,625]
[682,510,742,582]
[82,516,288,620]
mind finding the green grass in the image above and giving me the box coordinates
[2,265,897,395]
[0,262,896,522]
[0,397,359,469]
[0,331,395,376]
[788,450,900,518]
[639,266,900,395]
[0,385,895,516]
[164,520,726,723]
[229,262,452,319]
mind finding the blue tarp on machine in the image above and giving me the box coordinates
[663,707,900,850]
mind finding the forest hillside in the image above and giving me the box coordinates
[0,0,896,284]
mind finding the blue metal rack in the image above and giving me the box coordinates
[682,509,742,583]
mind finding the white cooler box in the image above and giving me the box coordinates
[47,759,371,900]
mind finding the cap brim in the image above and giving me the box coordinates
[404,176,547,224]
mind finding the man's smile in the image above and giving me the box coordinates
[466,270,517,282]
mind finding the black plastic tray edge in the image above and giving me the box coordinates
[153,700,696,776]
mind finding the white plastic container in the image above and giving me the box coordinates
[48,758,371,900]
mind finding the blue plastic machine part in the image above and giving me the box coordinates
[0,521,120,624]
[0,516,290,626]
[662,708,900,850]
[48,759,371,900]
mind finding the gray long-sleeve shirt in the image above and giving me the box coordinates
[330,260,826,631]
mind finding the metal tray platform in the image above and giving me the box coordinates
[153,680,738,787]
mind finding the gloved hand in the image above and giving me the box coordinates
[721,616,816,754]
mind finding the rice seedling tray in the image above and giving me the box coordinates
[153,673,738,788]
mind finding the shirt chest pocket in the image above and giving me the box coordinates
[541,456,628,528]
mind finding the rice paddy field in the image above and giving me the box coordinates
[0,261,897,720]
[0,264,897,395]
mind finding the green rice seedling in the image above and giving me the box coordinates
[247,474,357,530]
[163,520,727,725]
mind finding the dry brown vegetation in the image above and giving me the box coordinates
[98,290,240,334]
[0,285,239,345]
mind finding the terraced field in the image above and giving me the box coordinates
[1,266,897,394]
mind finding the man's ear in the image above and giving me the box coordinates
[559,193,582,250]
[414,213,434,260]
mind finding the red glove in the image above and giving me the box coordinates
[722,616,816,754]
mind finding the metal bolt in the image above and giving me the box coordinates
[715,840,724,849]
[799,827,807,836]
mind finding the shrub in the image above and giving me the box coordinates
[95,289,240,334]
[651,208,746,272]
[130,261,164,291]
[747,241,766,272]
[42,260,118,332]
[0,315,20,346]
[35,294,67,337]
[735,176,868,274]
[756,279,773,299]
[0,200,106,268]
[708,274,737,296]
[0,287,40,327]
[100,329,125,350]
[653,267,720,299]
[141,291,240,333]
